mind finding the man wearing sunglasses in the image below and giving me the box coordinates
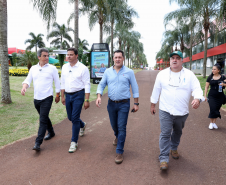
[150,51,204,171]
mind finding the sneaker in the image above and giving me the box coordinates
[68,142,78,153]
[80,122,87,137]
[212,123,218,129]
[113,138,118,146]
[209,123,213,130]
[160,162,168,170]
[171,150,179,159]
[115,153,123,164]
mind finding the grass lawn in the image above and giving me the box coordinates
[0,67,141,148]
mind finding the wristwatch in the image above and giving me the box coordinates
[85,99,89,102]
[134,103,139,106]
[56,94,61,98]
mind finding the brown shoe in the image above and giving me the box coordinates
[160,162,168,170]
[171,150,179,159]
[115,153,123,164]
[113,138,118,146]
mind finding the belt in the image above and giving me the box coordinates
[109,98,129,103]
[66,89,84,95]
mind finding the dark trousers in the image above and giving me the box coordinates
[107,99,130,154]
[34,96,54,145]
[65,90,85,143]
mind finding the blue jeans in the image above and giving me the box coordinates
[65,90,85,143]
[34,96,54,145]
[159,110,189,163]
[107,99,130,154]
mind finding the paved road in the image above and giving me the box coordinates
[1,70,226,185]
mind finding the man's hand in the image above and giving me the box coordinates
[191,99,200,109]
[131,105,139,112]
[84,102,90,110]
[55,97,60,103]
[150,103,156,115]
[61,97,66,105]
[96,97,101,107]
[21,84,28,96]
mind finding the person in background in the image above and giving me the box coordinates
[99,63,107,73]
[204,64,226,129]
[92,65,99,77]
[21,48,61,151]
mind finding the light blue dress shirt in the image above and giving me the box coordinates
[99,67,106,73]
[96,65,139,101]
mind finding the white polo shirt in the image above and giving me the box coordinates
[61,62,90,93]
[150,67,205,116]
[22,63,61,100]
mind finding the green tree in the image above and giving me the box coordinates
[0,0,12,104]
[79,38,89,50]
[166,0,223,77]
[19,51,39,70]
[47,22,73,50]
[24,32,45,53]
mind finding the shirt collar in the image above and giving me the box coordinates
[37,62,49,68]
[112,65,124,71]
[69,61,80,68]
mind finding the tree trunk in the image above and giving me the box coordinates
[123,43,126,65]
[0,0,12,104]
[100,22,103,43]
[118,38,121,50]
[35,45,37,53]
[127,46,130,68]
[203,28,208,78]
[111,19,114,66]
[74,0,79,50]
[60,36,63,50]
[189,25,193,70]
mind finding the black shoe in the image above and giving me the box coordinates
[32,143,41,151]
[44,133,55,140]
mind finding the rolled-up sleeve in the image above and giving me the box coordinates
[82,67,90,93]
[53,67,61,93]
[96,71,107,95]
[22,67,33,87]
[150,73,162,103]
[130,71,139,98]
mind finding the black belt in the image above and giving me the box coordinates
[109,98,129,103]
[66,89,84,95]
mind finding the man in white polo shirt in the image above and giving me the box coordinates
[21,48,61,151]
[61,48,90,153]
[150,51,205,170]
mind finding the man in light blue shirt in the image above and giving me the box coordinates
[96,50,139,164]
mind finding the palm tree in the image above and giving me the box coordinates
[80,0,109,43]
[166,0,223,77]
[0,0,12,104]
[47,22,73,50]
[19,51,39,70]
[79,38,89,50]
[24,32,45,53]
[105,0,138,65]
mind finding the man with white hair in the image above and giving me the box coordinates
[150,51,204,170]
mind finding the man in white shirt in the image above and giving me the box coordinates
[150,51,204,170]
[61,48,90,153]
[21,48,61,151]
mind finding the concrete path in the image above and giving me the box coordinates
[1,70,226,185]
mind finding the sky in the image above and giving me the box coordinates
[7,0,179,67]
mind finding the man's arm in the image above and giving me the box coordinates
[82,67,91,110]
[150,73,161,115]
[96,71,108,107]
[53,67,61,103]
[21,67,33,96]
[191,74,204,109]
[61,89,66,105]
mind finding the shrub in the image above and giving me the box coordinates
[9,69,29,76]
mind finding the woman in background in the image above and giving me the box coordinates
[204,64,226,129]
[99,63,106,73]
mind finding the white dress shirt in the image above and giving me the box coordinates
[61,62,90,93]
[22,63,61,100]
[150,67,205,116]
